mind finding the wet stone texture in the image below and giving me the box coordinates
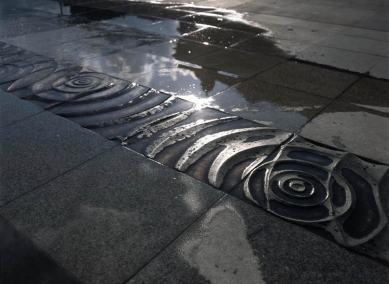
[1,0,389,278]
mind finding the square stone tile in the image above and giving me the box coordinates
[0,217,80,284]
[132,38,221,62]
[131,64,243,99]
[139,20,206,37]
[339,27,389,42]
[232,35,310,59]
[254,61,360,98]
[0,90,43,128]
[183,27,255,47]
[0,111,115,205]
[337,77,389,113]
[306,7,375,26]
[318,34,389,57]
[300,101,389,165]
[44,29,167,62]
[355,11,389,32]
[79,50,177,81]
[296,45,382,74]
[209,80,331,132]
[2,22,124,54]
[256,22,334,44]
[102,14,164,29]
[0,146,224,284]
[127,195,389,284]
[369,57,389,80]
[191,49,284,77]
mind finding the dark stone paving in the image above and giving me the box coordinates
[0,0,389,283]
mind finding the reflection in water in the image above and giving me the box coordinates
[180,204,265,284]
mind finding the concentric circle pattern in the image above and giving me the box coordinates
[244,137,387,247]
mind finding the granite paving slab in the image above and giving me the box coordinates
[0,146,225,284]
[299,101,389,165]
[208,80,331,132]
[0,217,80,284]
[317,34,389,57]
[131,65,243,99]
[0,89,43,128]
[127,195,389,284]
[369,57,389,80]
[231,35,310,59]
[253,61,360,99]
[132,38,221,62]
[296,45,382,74]
[183,27,255,48]
[337,77,389,113]
[79,50,177,81]
[191,49,284,77]
[0,111,115,205]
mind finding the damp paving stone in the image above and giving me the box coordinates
[131,65,243,99]
[369,57,389,80]
[0,90,43,128]
[132,38,221,62]
[0,146,224,284]
[0,111,115,205]
[318,34,389,57]
[253,61,360,99]
[2,22,125,55]
[355,11,389,32]
[337,77,389,113]
[231,35,310,59]
[43,29,168,63]
[25,1,92,16]
[305,7,375,26]
[296,45,382,74]
[126,195,389,284]
[139,20,207,37]
[299,101,389,165]
[0,10,58,24]
[209,80,330,132]
[80,50,176,81]
[102,14,165,29]
[183,27,255,47]
[191,49,284,77]
[0,217,80,284]
[180,13,232,27]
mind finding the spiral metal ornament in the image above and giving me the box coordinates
[244,136,387,246]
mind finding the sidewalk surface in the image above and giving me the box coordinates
[1,0,389,283]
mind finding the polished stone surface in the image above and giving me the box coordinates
[337,77,389,113]
[191,48,284,77]
[0,90,43,128]
[0,146,224,284]
[0,217,79,284]
[296,45,382,74]
[127,195,389,284]
[0,111,115,205]
[80,50,177,80]
[254,61,360,98]
[131,65,243,99]
[300,101,389,165]
[209,80,330,132]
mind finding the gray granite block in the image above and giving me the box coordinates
[299,101,389,165]
[0,216,80,284]
[0,111,115,205]
[127,195,389,284]
[0,146,224,284]
[0,90,43,128]
[254,61,360,99]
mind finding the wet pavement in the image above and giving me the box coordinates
[0,0,389,283]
